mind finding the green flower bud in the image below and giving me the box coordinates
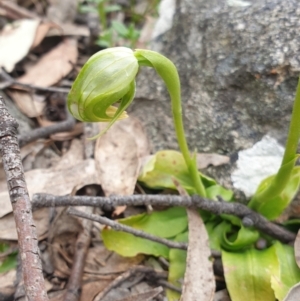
[67,47,139,135]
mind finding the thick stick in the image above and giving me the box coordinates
[33,193,296,244]
[0,96,48,301]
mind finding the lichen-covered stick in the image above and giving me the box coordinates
[0,96,48,301]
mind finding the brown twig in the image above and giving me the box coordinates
[115,286,163,301]
[18,112,76,147]
[33,193,296,243]
[0,96,48,301]
[64,207,93,301]
[93,266,166,301]
[0,68,70,93]
[67,207,188,250]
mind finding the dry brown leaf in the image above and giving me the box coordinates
[31,22,60,49]
[17,38,78,87]
[283,282,300,301]
[0,19,40,72]
[197,153,230,169]
[180,208,215,301]
[8,90,45,118]
[294,229,300,268]
[47,23,90,37]
[0,269,16,299]
[95,117,150,197]
[173,180,215,301]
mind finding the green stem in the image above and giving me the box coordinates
[282,78,300,165]
[135,50,206,197]
[98,0,107,31]
[250,78,300,204]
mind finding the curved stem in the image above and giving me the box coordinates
[135,50,206,197]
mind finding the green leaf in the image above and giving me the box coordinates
[138,150,197,194]
[223,247,278,301]
[0,252,17,273]
[206,185,233,201]
[271,242,300,301]
[102,230,169,257]
[249,163,300,220]
[102,207,187,258]
[168,231,188,301]
[111,20,129,37]
[104,4,121,13]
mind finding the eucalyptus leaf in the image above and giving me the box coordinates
[223,247,278,301]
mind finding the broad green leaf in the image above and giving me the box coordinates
[271,242,300,301]
[117,207,187,238]
[102,230,169,257]
[138,150,218,194]
[223,247,278,301]
[138,150,196,194]
[0,252,17,273]
[249,163,300,220]
[168,231,188,301]
[102,207,187,258]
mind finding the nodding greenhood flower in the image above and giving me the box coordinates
[67,47,139,137]
[68,46,207,197]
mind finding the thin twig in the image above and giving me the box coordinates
[0,68,70,93]
[115,286,163,301]
[18,112,76,148]
[33,193,296,243]
[93,266,166,301]
[157,280,182,294]
[67,207,188,250]
[0,96,48,301]
[64,207,93,301]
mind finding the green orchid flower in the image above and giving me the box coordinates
[67,47,138,135]
[67,46,206,197]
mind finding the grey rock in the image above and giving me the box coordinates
[130,0,300,154]
[129,0,300,192]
